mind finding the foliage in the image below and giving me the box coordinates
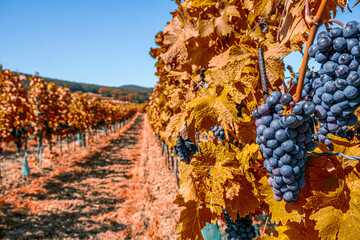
[0,66,139,154]
[147,0,360,239]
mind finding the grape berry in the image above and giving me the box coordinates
[173,136,198,164]
[224,212,256,240]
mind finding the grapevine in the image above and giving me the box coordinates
[147,0,360,239]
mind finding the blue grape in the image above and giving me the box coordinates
[322,93,335,104]
[351,46,360,57]
[315,51,329,64]
[335,65,350,78]
[349,60,359,71]
[338,53,352,65]
[332,37,346,51]
[280,165,293,176]
[317,36,332,52]
[261,115,273,126]
[275,129,287,142]
[258,104,270,115]
[323,61,338,76]
[343,85,358,99]
[280,154,292,164]
[281,93,293,105]
[334,90,345,102]
[347,38,359,51]
[329,51,341,62]
[346,71,360,87]
[330,27,343,38]
[309,44,319,57]
[343,24,359,38]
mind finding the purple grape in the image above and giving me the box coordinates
[258,104,270,115]
[346,71,360,87]
[332,37,346,51]
[343,85,358,99]
[335,65,350,78]
[323,61,338,76]
[317,36,332,52]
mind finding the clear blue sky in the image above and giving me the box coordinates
[0,0,177,88]
[0,1,359,88]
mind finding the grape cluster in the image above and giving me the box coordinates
[307,21,360,149]
[211,125,226,141]
[173,136,198,163]
[291,70,319,101]
[253,91,316,203]
[224,212,256,240]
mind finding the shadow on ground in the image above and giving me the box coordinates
[0,114,144,239]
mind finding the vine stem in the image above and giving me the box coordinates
[294,0,329,103]
[260,212,271,236]
[322,19,345,27]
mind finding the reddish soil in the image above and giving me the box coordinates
[0,113,180,240]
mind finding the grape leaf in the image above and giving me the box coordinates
[205,163,233,214]
[309,174,360,240]
[305,154,339,192]
[235,143,261,172]
[186,85,238,132]
[330,135,360,171]
[179,162,199,202]
[224,175,260,220]
[256,225,290,239]
[174,195,218,240]
[283,220,320,240]
[259,176,303,224]
[188,0,217,8]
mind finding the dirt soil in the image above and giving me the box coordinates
[0,113,180,240]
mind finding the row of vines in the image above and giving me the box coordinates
[0,65,140,175]
[147,0,360,239]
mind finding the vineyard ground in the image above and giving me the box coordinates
[0,113,180,240]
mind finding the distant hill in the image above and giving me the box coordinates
[22,73,153,103]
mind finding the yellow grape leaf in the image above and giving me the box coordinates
[264,42,292,59]
[188,0,217,8]
[283,220,320,240]
[330,135,360,170]
[204,163,233,214]
[235,143,261,172]
[277,0,307,45]
[214,13,233,37]
[187,85,238,132]
[166,112,188,146]
[186,39,218,68]
[259,176,303,224]
[310,207,345,240]
[305,154,339,192]
[179,162,199,202]
[256,225,290,240]
[225,175,260,220]
[198,19,215,38]
[264,56,285,90]
[309,173,360,240]
[190,142,220,178]
[174,195,218,240]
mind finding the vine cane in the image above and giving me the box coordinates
[294,0,329,103]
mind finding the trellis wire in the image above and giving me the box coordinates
[239,0,284,45]
[309,151,360,161]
